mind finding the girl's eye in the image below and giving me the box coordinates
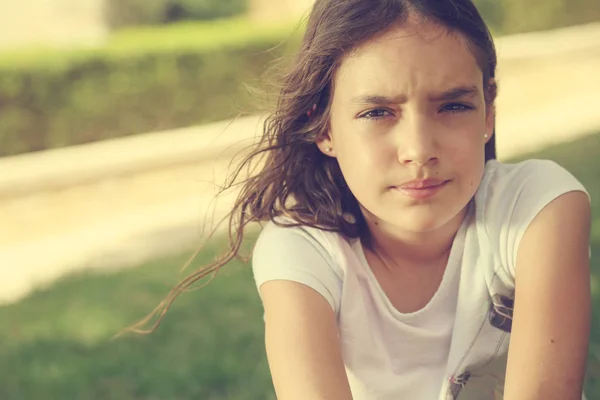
[441,103,474,113]
[359,109,393,119]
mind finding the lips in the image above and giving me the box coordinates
[397,178,449,190]
[394,178,450,200]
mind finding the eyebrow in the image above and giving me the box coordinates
[428,85,480,101]
[350,85,480,105]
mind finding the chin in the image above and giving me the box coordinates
[391,207,463,233]
[399,216,446,233]
[361,197,468,234]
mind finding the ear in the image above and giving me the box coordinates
[484,103,495,144]
[484,78,496,143]
[316,132,336,157]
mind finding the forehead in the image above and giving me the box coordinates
[335,19,483,98]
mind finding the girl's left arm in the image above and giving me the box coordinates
[504,190,592,400]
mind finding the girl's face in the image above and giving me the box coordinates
[319,19,494,234]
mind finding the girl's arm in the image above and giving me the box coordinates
[504,191,591,400]
[260,280,353,400]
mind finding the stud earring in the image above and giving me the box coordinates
[326,147,333,152]
[484,134,489,140]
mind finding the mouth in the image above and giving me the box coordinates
[392,179,451,200]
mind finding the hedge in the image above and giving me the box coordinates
[0,19,301,157]
[106,0,249,29]
[489,0,600,35]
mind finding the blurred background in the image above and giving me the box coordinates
[0,0,600,399]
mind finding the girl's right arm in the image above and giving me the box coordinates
[260,279,353,400]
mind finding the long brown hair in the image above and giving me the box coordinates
[124,0,498,334]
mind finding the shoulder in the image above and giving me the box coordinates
[254,219,345,273]
[476,158,588,219]
[252,219,348,312]
[474,159,589,277]
[479,158,584,196]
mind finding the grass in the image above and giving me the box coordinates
[0,241,274,400]
[1,132,600,399]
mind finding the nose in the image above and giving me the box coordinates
[396,116,438,166]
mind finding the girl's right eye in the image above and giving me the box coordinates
[358,109,393,120]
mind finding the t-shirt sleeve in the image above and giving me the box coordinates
[481,159,590,280]
[252,222,343,313]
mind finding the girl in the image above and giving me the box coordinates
[132,0,592,398]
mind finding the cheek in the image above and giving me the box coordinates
[335,136,390,195]
[337,144,376,181]
[442,131,486,183]
[443,123,482,148]
[453,148,486,192]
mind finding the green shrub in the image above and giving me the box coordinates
[475,0,600,35]
[106,0,248,29]
[0,19,301,157]
[165,0,249,23]
[473,0,505,34]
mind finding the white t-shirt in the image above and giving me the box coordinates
[252,159,589,400]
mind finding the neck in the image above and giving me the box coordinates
[362,206,468,267]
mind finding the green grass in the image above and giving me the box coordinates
[1,133,600,399]
[0,241,274,400]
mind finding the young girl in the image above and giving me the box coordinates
[132,0,592,398]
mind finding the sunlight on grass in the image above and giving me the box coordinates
[592,219,600,243]
[5,304,120,347]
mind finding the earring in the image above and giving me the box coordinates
[484,134,489,140]
[326,147,333,152]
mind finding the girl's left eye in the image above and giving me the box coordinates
[441,103,474,113]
